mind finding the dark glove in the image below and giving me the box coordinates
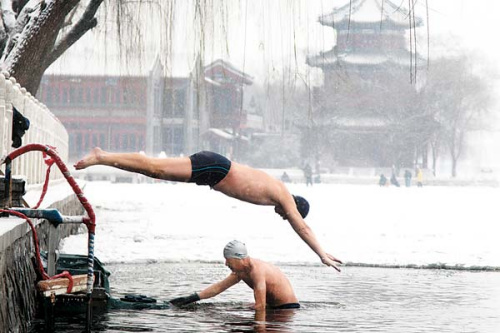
[169,292,200,306]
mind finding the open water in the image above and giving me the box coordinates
[30,181,500,332]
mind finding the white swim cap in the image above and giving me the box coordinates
[223,240,248,259]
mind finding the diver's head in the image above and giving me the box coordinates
[293,195,310,218]
[223,240,248,271]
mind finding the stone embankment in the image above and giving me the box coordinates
[1,72,76,332]
[0,184,85,332]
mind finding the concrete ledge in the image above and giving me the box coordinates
[0,216,42,255]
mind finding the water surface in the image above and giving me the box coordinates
[31,262,500,332]
[31,182,500,332]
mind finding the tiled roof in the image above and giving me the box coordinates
[319,0,422,29]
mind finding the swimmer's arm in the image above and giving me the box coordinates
[252,280,266,311]
[254,309,266,325]
[281,198,342,272]
[198,273,240,300]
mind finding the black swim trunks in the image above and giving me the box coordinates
[271,303,300,310]
[188,151,231,187]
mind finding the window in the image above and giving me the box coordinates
[92,133,99,147]
[76,133,82,154]
[114,133,121,150]
[174,90,185,117]
[100,133,106,149]
[123,88,128,103]
[130,90,137,106]
[54,87,60,104]
[78,88,84,103]
[115,88,121,105]
[122,134,128,150]
[138,135,144,151]
[45,86,53,104]
[164,91,173,117]
[153,127,160,152]
[130,134,136,151]
[69,133,76,151]
[70,87,76,103]
[84,133,91,152]
[101,87,107,104]
[62,88,68,104]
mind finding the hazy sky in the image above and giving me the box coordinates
[48,0,500,86]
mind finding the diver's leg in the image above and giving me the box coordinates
[74,147,191,181]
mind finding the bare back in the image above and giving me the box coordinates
[214,162,287,206]
[239,259,298,307]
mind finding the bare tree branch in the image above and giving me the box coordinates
[61,6,79,29]
[1,0,16,32]
[47,0,104,66]
[48,17,98,65]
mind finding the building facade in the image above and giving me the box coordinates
[38,59,259,161]
[147,58,256,159]
[306,0,430,169]
[38,75,148,161]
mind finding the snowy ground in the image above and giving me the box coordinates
[60,181,500,269]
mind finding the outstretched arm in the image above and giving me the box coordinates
[281,196,342,271]
[198,273,241,300]
[169,273,240,306]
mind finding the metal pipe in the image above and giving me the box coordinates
[4,158,12,208]
[10,208,87,225]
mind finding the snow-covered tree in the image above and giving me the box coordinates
[0,0,106,94]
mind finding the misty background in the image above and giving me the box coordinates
[33,0,500,180]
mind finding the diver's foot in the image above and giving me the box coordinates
[74,147,103,170]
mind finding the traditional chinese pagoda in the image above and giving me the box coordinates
[306,0,431,169]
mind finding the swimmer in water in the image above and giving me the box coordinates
[169,240,300,310]
[75,148,342,271]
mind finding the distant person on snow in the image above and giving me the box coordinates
[169,240,300,310]
[281,171,291,183]
[379,174,387,187]
[303,163,313,186]
[390,172,400,187]
[404,169,412,187]
[75,148,342,271]
[416,168,424,187]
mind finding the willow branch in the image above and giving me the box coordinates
[47,0,104,65]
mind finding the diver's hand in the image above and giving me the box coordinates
[169,292,200,306]
[321,253,343,272]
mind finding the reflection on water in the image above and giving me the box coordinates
[30,263,500,332]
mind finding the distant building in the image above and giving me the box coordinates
[148,57,256,159]
[38,58,258,161]
[38,75,148,161]
[306,0,430,168]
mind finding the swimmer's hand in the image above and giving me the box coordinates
[321,253,343,272]
[169,292,200,306]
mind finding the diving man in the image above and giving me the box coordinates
[75,148,342,271]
